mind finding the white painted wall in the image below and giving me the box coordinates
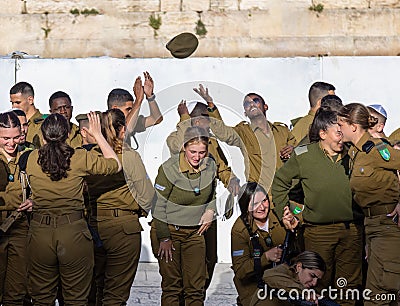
[1,56,399,262]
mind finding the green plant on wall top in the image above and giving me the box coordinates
[309,3,324,13]
[149,13,162,37]
[70,8,100,16]
[196,19,207,36]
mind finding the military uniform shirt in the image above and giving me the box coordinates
[349,132,400,208]
[272,142,353,223]
[26,110,44,148]
[86,146,154,215]
[26,148,119,215]
[67,122,83,148]
[153,152,217,239]
[208,107,276,191]
[290,110,315,143]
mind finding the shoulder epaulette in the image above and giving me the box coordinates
[273,122,288,128]
[380,138,392,146]
[33,114,49,124]
[362,141,375,153]
[294,145,308,156]
[290,117,302,128]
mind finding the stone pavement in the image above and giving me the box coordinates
[128,263,238,305]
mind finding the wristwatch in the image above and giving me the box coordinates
[162,238,170,243]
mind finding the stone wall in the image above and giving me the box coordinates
[1,0,400,58]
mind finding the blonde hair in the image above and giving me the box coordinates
[101,109,125,154]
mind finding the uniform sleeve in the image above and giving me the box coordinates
[262,265,304,291]
[209,107,242,147]
[287,129,298,147]
[83,149,120,176]
[231,221,272,281]
[213,141,237,188]
[123,150,155,214]
[166,114,191,155]
[133,115,146,134]
[271,154,301,220]
[373,143,400,170]
[152,165,174,240]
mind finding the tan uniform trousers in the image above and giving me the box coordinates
[28,215,93,306]
[204,219,217,291]
[91,214,141,306]
[151,224,206,306]
[304,222,363,306]
[0,214,29,305]
[364,215,400,306]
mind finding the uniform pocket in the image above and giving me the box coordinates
[82,229,93,241]
[381,261,400,292]
[122,220,142,235]
[351,165,374,177]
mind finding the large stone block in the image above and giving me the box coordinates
[239,0,273,10]
[182,0,210,12]
[160,0,182,11]
[202,11,250,38]
[369,0,400,7]
[1,0,25,14]
[313,0,369,9]
[210,0,239,11]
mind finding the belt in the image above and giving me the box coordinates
[168,224,200,231]
[363,204,397,217]
[32,211,83,227]
[92,209,136,217]
[304,220,353,226]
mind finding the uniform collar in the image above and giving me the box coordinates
[354,132,371,152]
[318,142,343,162]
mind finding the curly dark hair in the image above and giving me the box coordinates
[38,114,74,181]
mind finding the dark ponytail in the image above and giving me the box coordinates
[38,114,74,181]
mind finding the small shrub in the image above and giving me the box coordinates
[195,19,207,36]
[309,3,324,13]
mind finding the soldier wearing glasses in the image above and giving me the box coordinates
[231,182,290,306]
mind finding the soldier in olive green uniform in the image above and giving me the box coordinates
[0,111,33,305]
[166,101,240,291]
[151,126,217,306]
[194,85,296,191]
[291,81,335,144]
[338,103,400,306]
[49,91,82,148]
[85,109,155,305]
[25,113,121,305]
[250,251,326,306]
[389,127,400,145]
[272,109,363,305]
[10,82,44,148]
[231,182,287,306]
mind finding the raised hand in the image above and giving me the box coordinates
[143,71,154,98]
[193,84,213,104]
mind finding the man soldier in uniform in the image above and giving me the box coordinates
[10,82,44,148]
[49,91,82,148]
[366,104,388,139]
[107,71,163,144]
[197,84,296,191]
[291,81,335,143]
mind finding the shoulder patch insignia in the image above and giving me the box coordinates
[294,145,308,156]
[376,142,390,161]
[232,250,244,257]
[154,183,166,191]
[362,141,375,153]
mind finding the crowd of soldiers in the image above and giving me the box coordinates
[0,76,399,306]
